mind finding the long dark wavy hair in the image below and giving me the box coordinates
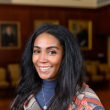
[10,24,86,110]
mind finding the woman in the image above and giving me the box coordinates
[10,24,104,110]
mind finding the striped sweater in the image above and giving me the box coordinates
[23,84,104,110]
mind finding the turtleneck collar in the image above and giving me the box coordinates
[42,79,57,89]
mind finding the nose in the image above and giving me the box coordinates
[38,52,47,63]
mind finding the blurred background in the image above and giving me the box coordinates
[0,0,110,110]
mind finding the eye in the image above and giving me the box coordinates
[33,50,40,54]
[49,51,56,55]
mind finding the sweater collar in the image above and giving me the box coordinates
[42,79,57,89]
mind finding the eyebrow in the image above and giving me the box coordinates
[33,46,59,50]
[33,46,41,49]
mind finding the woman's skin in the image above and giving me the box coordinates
[32,32,63,81]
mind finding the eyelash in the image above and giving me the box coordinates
[49,51,56,55]
[33,50,56,55]
[33,50,40,54]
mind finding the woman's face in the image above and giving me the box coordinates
[32,32,63,81]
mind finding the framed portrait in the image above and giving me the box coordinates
[68,20,92,50]
[34,20,59,30]
[0,21,21,49]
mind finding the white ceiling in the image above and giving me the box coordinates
[0,0,110,9]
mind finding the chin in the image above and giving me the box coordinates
[39,75,50,80]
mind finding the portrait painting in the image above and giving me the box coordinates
[0,22,21,49]
[34,20,59,30]
[68,20,92,50]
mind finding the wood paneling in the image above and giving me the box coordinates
[0,4,110,67]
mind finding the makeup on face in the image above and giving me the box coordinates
[32,32,63,81]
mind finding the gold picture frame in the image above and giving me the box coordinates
[34,20,59,30]
[68,20,92,50]
[0,21,21,49]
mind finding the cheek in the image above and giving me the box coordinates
[51,57,62,67]
[32,54,37,64]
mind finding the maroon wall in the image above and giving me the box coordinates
[0,4,110,67]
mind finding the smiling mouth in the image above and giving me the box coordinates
[40,66,52,70]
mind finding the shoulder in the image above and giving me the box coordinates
[23,94,41,110]
[70,84,105,110]
[10,95,21,110]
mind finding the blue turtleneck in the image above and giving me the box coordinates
[35,79,57,109]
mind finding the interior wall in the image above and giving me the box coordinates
[107,36,110,70]
[0,4,110,67]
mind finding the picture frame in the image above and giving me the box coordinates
[34,20,59,30]
[0,21,21,49]
[68,20,92,50]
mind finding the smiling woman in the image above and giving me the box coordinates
[10,24,105,110]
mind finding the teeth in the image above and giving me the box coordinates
[40,67,51,70]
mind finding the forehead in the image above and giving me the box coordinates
[34,32,61,46]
